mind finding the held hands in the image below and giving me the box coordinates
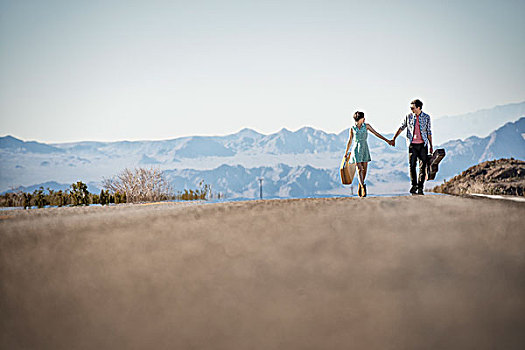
[386,139,395,147]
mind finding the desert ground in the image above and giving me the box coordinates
[1,195,525,349]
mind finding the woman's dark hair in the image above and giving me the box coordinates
[353,111,365,122]
[411,99,423,109]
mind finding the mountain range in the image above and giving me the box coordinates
[433,101,525,144]
[437,117,525,179]
[1,102,524,198]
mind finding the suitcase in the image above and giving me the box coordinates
[426,148,446,180]
[340,157,357,185]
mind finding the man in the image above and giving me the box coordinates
[391,99,433,195]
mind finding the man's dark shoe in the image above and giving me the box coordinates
[417,188,424,195]
[409,186,417,195]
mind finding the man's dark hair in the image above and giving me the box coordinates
[353,111,365,122]
[411,99,423,109]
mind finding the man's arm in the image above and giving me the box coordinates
[392,127,404,145]
[427,116,433,154]
[392,115,408,146]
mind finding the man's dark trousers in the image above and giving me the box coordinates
[409,143,429,190]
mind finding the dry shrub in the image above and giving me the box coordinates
[102,167,173,203]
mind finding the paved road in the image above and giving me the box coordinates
[1,195,524,349]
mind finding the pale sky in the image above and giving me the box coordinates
[1,0,524,143]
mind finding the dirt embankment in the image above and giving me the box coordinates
[433,158,525,196]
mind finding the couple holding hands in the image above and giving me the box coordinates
[344,99,433,197]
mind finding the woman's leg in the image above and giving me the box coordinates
[356,162,364,197]
[362,162,368,182]
[357,162,366,185]
[362,162,369,196]
[356,162,368,196]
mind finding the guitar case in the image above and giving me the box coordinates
[426,148,446,180]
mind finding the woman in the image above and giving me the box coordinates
[344,111,392,197]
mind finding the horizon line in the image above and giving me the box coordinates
[2,100,524,144]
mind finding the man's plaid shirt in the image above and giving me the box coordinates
[399,111,432,147]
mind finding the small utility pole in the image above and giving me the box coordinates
[258,178,263,199]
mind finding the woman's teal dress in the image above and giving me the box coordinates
[349,123,371,163]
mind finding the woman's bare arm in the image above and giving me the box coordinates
[344,128,354,159]
[366,124,390,143]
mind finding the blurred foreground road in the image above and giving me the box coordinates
[1,195,525,349]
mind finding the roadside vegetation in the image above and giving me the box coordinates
[0,167,214,209]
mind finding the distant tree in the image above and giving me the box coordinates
[0,191,24,207]
[70,181,89,206]
[56,190,66,207]
[92,194,100,204]
[34,187,47,208]
[198,180,211,200]
[114,191,124,204]
[175,180,211,201]
[102,167,172,203]
[98,189,107,205]
[23,192,32,209]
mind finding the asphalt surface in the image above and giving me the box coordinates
[1,195,525,349]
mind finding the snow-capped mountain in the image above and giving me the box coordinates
[432,101,525,145]
[165,164,341,198]
[0,123,405,192]
[0,135,65,154]
[3,181,101,195]
[1,104,524,197]
[437,118,525,179]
